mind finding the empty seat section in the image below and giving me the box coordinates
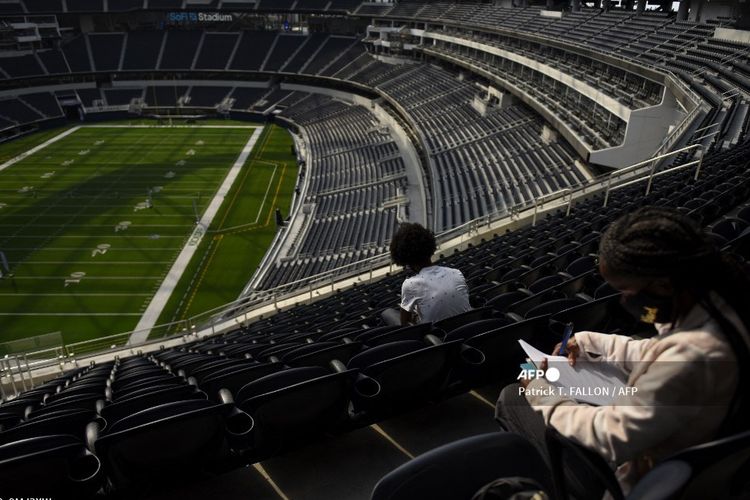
[121,31,164,70]
[194,33,239,70]
[283,33,328,73]
[188,86,230,107]
[89,33,125,71]
[62,36,92,72]
[159,31,201,70]
[20,93,62,118]
[1,54,45,78]
[67,0,104,11]
[263,34,306,72]
[104,88,143,106]
[144,86,187,107]
[229,31,277,71]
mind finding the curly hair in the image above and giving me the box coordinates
[389,223,437,267]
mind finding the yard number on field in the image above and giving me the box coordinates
[65,271,86,287]
[91,243,111,257]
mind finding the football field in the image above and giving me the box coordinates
[0,122,297,348]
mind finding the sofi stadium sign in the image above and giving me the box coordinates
[167,12,234,23]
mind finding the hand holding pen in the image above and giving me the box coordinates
[552,322,581,366]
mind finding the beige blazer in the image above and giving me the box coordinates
[525,294,743,494]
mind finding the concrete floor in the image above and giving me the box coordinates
[141,387,502,500]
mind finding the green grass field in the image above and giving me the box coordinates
[0,122,297,349]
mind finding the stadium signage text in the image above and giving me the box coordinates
[167,12,234,24]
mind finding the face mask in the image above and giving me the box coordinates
[621,292,675,324]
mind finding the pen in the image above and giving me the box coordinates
[559,322,574,355]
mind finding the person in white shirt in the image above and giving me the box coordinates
[382,223,471,326]
[496,207,750,497]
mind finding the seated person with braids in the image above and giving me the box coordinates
[496,207,750,496]
[382,223,471,326]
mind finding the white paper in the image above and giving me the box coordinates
[518,339,629,406]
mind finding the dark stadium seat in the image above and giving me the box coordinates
[232,366,352,456]
[198,362,285,400]
[452,315,551,386]
[627,430,750,500]
[89,399,252,493]
[281,341,363,368]
[0,434,103,499]
[0,408,98,444]
[348,340,459,415]
[371,432,552,500]
[433,306,498,332]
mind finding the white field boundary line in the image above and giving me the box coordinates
[0,126,81,173]
[129,126,264,344]
[0,312,143,317]
[0,293,151,297]
[84,125,259,129]
[254,163,278,224]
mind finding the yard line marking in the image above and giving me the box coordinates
[83,125,259,129]
[265,165,288,226]
[0,126,80,173]
[10,276,162,280]
[0,312,143,317]
[3,247,186,251]
[0,224,194,228]
[129,126,264,344]
[15,261,174,265]
[254,164,278,224]
[0,293,151,297]
[5,235,186,239]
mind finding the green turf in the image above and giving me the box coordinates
[0,122,297,348]
[156,124,298,333]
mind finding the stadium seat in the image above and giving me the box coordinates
[89,399,252,493]
[452,315,551,387]
[348,339,459,416]
[233,366,352,457]
[198,362,285,401]
[0,434,103,499]
[371,432,552,500]
[433,306,497,332]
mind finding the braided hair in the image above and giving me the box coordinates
[599,206,718,279]
[600,206,750,433]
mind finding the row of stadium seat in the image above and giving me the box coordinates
[2,139,746,497]
[0,0,362,14]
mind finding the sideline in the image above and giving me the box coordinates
[128,126,265,343]
[0,126,81,173]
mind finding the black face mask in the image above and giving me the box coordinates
[621,292,675,324]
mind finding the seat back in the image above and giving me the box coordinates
[200,362,284,400]
[433,307,496,332]
[0,434,102,498]
[236,368,352,457]
[93,400,243,493]
[371,432,552,500]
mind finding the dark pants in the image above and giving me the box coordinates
[495,384,552,469]
[496,384,605,499]
[381,307,402,326]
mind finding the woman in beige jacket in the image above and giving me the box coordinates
[496,207,750,496]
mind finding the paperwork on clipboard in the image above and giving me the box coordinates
[519,339,630,406]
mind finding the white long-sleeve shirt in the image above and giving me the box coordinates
[525,294,743,493]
